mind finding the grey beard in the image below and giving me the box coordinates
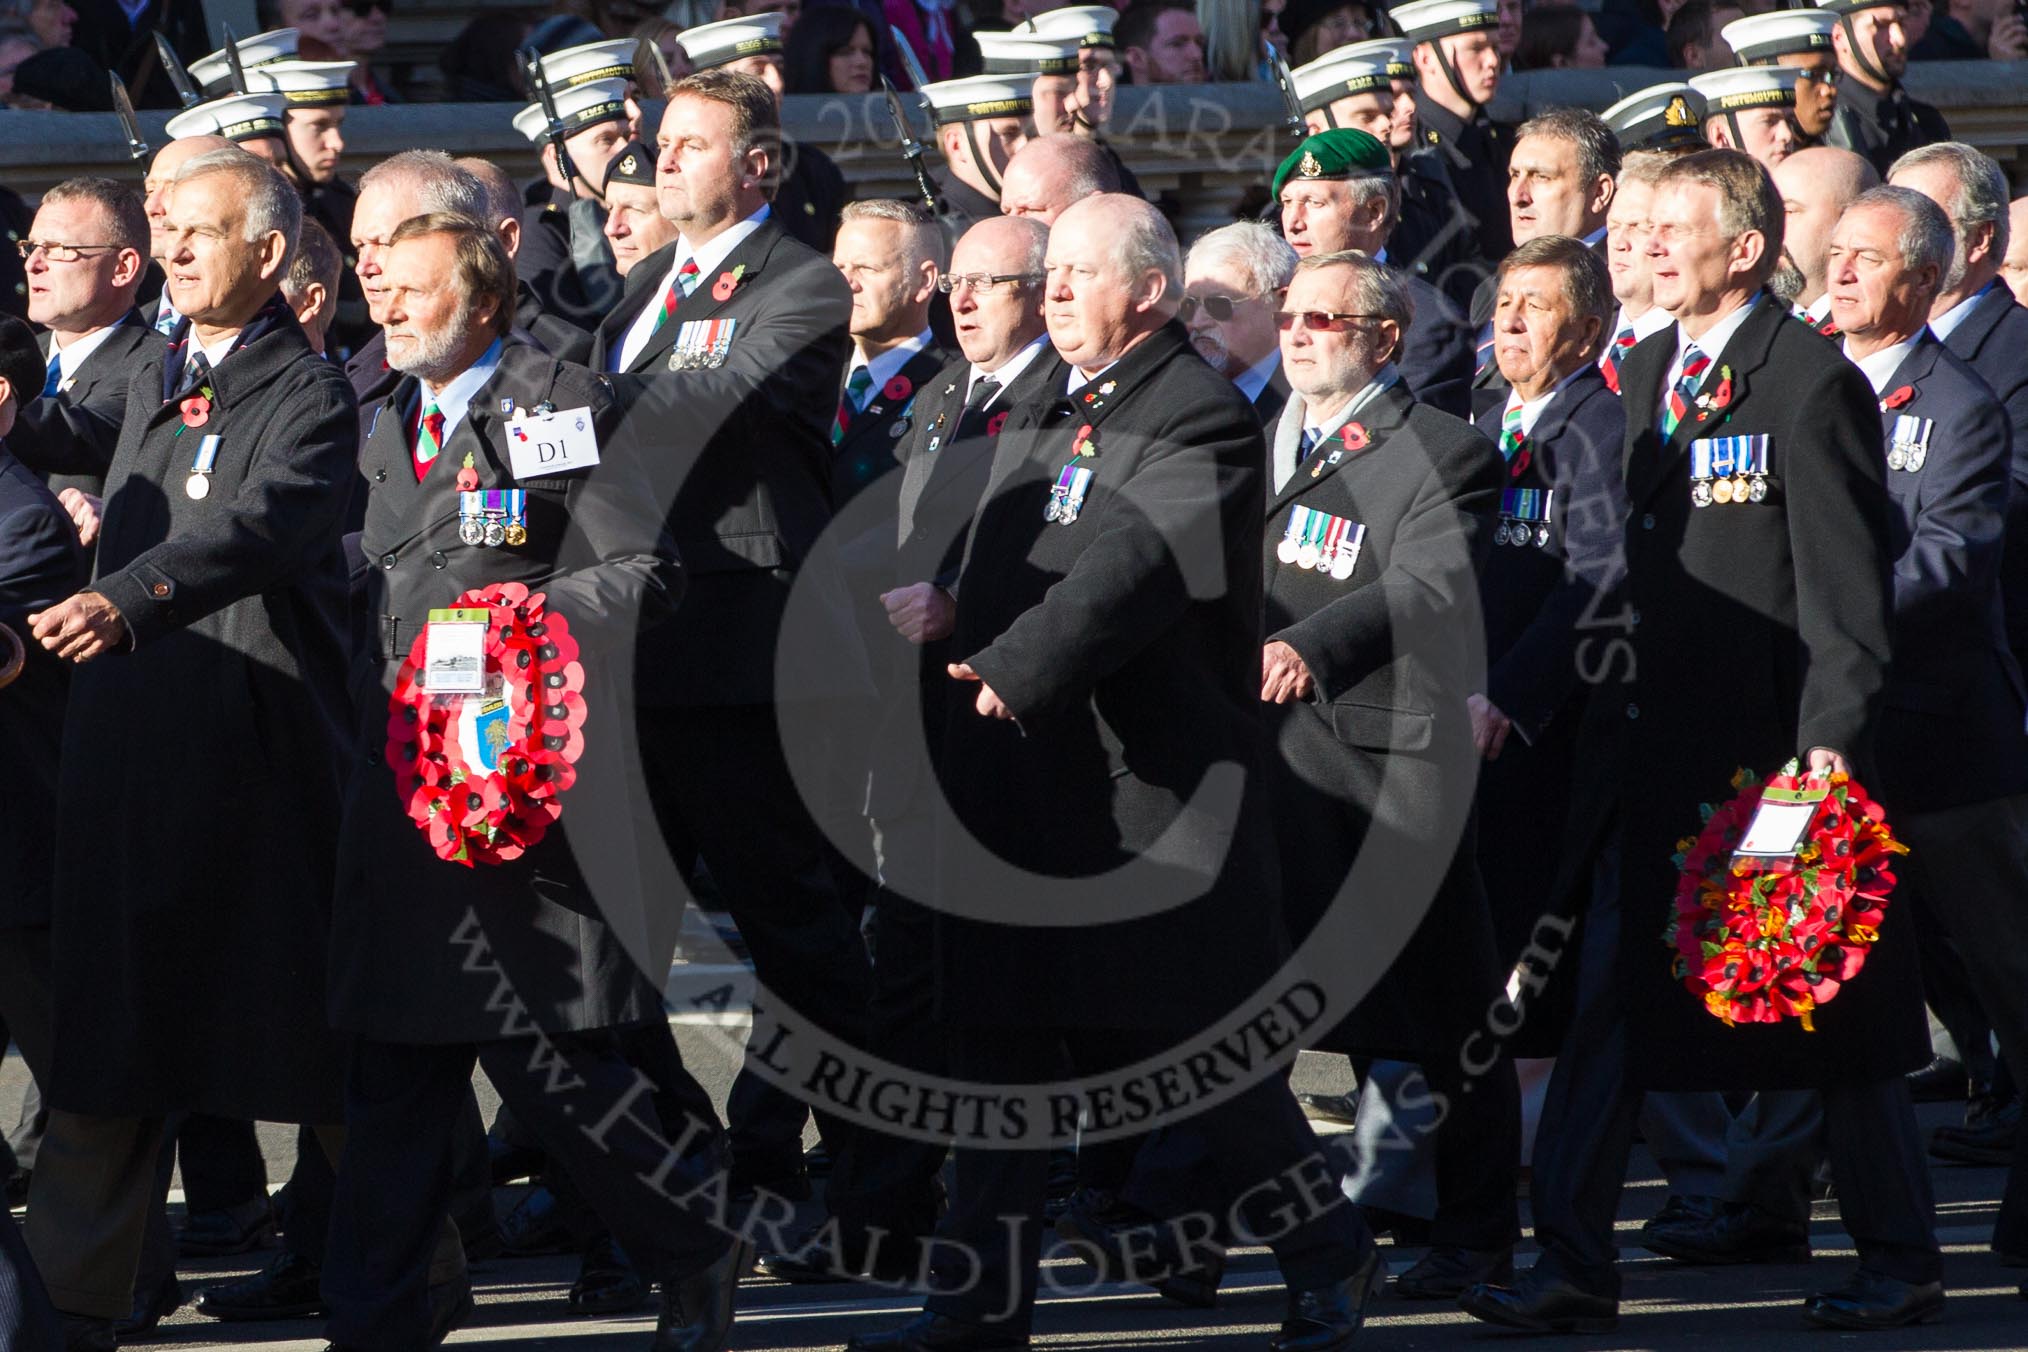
[386,320,474,384]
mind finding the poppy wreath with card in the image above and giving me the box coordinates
[385,581,588,867]
[1667,761,1905,1030]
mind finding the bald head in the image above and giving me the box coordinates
[997,134,1122,227]
[1044,193,1179,369]
[144,135,234,262]
[454,156,525,259]
[1772,146,1879,308]
[950,215,1050,368]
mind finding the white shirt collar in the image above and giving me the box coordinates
[419,338,505,442]
[851,329,934,397]
[1804,293,1835,324]
[51,323,123,386]
[1928,278,1997,342]
[194,330,238,372]
[1611,304,1672,342]
[1672,292,1764,376]
[1232,349,1282,405]
[970,334,1048,407]
[1504,365,1589,437]
[1303,364,1399,442]
[1068,359,1120,393]
[1843,333,1922,396]
[679,204,771,284]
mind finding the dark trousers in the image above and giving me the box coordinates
[0,929,52,1178]
[174,1114,267,1214]
[323,1023,732,1351]
[927,1026,1370,1332]
[0,1209,57,1352]
[1529,844,1940,1295]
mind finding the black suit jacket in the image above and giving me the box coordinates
[330,338,681,1043]
[1409,93,1513,266]
[1873,332,2028,812]
[0,448,87,930]
[831,341,953,508]
[1824,77,1951,176]
[1398,272,1473,421]
[518,189,625,335]
[16,313,163,500]
[1249,358,1291,428]
[776,139,851,254]
[1937,284,2028,664]
[593,217,868,707]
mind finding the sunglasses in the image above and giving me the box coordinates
[1180,294,1240,322]
[1274,310,1384,332]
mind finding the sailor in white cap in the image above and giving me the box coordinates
[1690,65,1801,170]
[1007,8,1142,196]
[1290,45,1398,140]
[1722,9,1841,141]
[1600,81,1709,155]
[917,72,1034,228]
[678,12,847,251]
[1817,0,1949,173]
[1395,0,1515,265]
[189,27,299,95]
[248,60,363,349]
[513,77,635,329]
[164,92,292,172]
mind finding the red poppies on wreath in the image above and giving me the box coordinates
[1668,761,1905,1030]
[883,374,913,402]
[385,581,588,867]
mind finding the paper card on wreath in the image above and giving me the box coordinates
[422,607,489,694]
[1733,784,1830,869]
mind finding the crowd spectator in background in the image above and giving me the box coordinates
[1261,0,1291,59]
[886,0,958,84]
[786,5,879,93]
[65,0,204,106]
[438,7,539,99]
[1912,0,2028,57]
[0,28,35,104]
[7,0,69,50]
[1495,0,1524,62]
[1594,0,1685,66]
[9,47,112,109]
[1666,0,1741,68]
[1280,0,1380,63]
[341,0,398,102]
[260,0,350,60]
[1513,4,1611,69]
[632,16,688,90]
[1120,0,1207,81]
[1200,0,1265,81]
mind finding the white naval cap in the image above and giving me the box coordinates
[1816,0,1897,17]
[1601,81,1708,151]
[164,91,289,143]
[189,28,298,94]
[1016,5,1119,49]
[1290,47,1396,114]
[919,72,1034,124]
[246,59,356,108]
[512,76,633,143]
[975,31,1084,76]
[675,13,784,69]
[1689,64,1800,113]
[1339,37,1415,79]
[1390,0,1499,44]
[1722,9,1837,62]
[530,38,637,90]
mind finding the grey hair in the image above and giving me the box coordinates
[1102,192,1183,294]
[1498,234,1615,359]
[453,156,524,227]
[1293,249,1416,333]
[1887,140,2008,289]
[174,147,301,256]
[1516,107,1623,187]
[1617,149,1675,192]
[1850,185,1956,294]
[1186,220,1298,299]
[841,197,949,271]
[358,149,487,218]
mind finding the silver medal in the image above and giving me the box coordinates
[460,517,486,546]
[1296,543,1322,570]
[1887,445,1907,471]
[1692,481,1713,508]
[483,519,506,547]
[1907,446,1926,471]
[1277,537,1301,565]
[185,473,210,500]
[1329,550,1356,581]
[1494,520,1513,546]
[1044,494,1062,522]
[1536,524,1551,547]
[1749,476,1768,503]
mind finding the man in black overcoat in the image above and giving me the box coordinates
[19,149,355,1350]
[1821,0,1949,175]
[1463,149,1940,1335]
[848,193,1378,1352]
[319,211,750,1352]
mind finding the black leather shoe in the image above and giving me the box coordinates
[1640,1193,1722,1241]
[498,1184,572,1255]
[1930,1097,2020,1166]
[428,1277,476,1344]
[570,1234,650,1315]
[195,1250,327,1321]
[179,1196,278,1256]
[1460,1268,1619,1333]
[1053,1193,1226,1309]
[1394,1245,1512,1299]
[843,1311,1030,1349]
[1358,1203,1432,1246]
[488,1134,547,1186]
[1643,1204,1810,1265]
[654,1236,752,1351]
[1297,1092,1361,1127]
[759,1223,924,1286]
[1802,1269,1944,1329]
[1272,1244,1382,1351]
[1906,1054,1969,1104]
[114,1273,182,1341]
[59,1315,115,1352]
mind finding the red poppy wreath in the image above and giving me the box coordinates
[1668,761,1905,1030]
[385,582,587,866]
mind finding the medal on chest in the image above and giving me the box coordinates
[1495,487,1554,548]
[1278,505,1365,580]
[186,432,222,500]
[459,488,528,547]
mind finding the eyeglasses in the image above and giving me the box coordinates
[1274,310,1384,332]
[1794,67,1841,85]
[937,272,1041,294]
[17,240,121,262]
[1180,294,1242,322]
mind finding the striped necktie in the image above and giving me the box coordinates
[649,258,702,337]
[833,366,874,445]
[1600,323,1636,394]
[1498,400,1524,461]
[1297,426,1322,465]
[1660,345,1710,439]
[413,401,446,481]
[154,301,181,337]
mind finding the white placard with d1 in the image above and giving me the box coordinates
[506,405,600,480]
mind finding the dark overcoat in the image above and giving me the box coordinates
[1577,297,1924,1091]
[1261,382,1505,1058]
[47,306,354,1122]
[327,338,682,1043]
[831,341,953,509]
[19,313,163,501]
[1872,332,2028,813]
[1935,284,2028,667]
[934,322,1288,1033]
[1823,79,1951,176]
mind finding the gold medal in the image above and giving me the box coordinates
[1730,474,1750,501]
[503,523,527,547]
[1712,476,1734,504]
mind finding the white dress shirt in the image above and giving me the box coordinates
[967,334,1048,409]
[614,205,771,373]
[419,339,506,442]
[845,329,934,406]
[1232,349,1282,407]
[1845,333,1922,397]
[50,323,124,391]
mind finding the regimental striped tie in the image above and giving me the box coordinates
[649,258,702,337]
[154,301,180,337]
[1600,323,1636,394]
[1498,400,1524,461]
[833,366,874,445]
[413,401,446,481]
[1660,345,1710,439]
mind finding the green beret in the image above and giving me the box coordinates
[1272,128,1393,198]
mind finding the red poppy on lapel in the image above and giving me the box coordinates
[884,374,913,402]
[1510,445,1532,480]
[179,394,211,428]
[1880,385,1914,411]
[712,266,744,302]
[1340,422,1369,453]
[986,411,1008,437]
[456,465,480,491]
[1073,423,1097,456]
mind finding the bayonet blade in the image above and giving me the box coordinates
[155,32,201,108]
[221,23,249,95]
[111,75,150,160]
[887,23,935,108]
